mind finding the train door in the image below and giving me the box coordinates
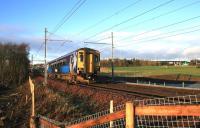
[94,53,100,72]
[77,51,84,74]
[86,53,94,73]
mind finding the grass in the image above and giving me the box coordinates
[101,66,200,77]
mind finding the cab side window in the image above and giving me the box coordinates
[79,52,83,62]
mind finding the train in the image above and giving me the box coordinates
[47,47,100,83]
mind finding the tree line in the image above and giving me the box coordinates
[100,59,160,67]
[100,58,198,67]
[0,43,30,88]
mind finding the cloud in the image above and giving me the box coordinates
[99,30,200,60]
[0,24,44,59]
[0,24,86,63]
[0,24,27,33]
[183,47,200,57]
[1,25,200,61]
[109,45,199,60]
[0,24,40,42]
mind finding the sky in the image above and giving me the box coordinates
[0,0,200,63]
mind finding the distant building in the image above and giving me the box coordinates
[156,60,189,66]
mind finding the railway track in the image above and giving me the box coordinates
[77,83,200,106]
[47,78,162,99]
[77,80,200,99]
[78,83,163,99]
[47,77,200,100]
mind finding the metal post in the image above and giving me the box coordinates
[44,28,48,86]
[111,32,114,82]
[31,54,33,65]
[31,55,34,74]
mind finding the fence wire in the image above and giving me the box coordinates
[65,109,111,126]
[136,116,200,128]
[135,94,200,106]
[88,116,200,128]
[90,118,126,128]
[134,95,200,128]
[113,95,200,114]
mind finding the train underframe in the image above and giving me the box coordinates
[48,72,97,84]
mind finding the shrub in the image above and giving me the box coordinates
[0,42,29,88]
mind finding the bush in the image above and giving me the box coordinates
[0,42,29,88]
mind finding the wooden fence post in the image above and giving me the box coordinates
[126,101,135,128]
[30,116,38,128]
[110,100,113,127]
[29,77,35,117]
[29,77,36,128]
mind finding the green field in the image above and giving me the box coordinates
[101,66,200,77]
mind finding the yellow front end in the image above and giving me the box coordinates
[77,48,100,80]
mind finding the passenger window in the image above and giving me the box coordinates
[95,55,99,62]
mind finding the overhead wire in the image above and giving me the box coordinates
[123,24,200,43]
[99,23,200,53]
[52,0,83,33]
[87,36,112,44]
[81,0,200,53]
[139,28,200,44]
[82,0,175,42]
[51,0,87,35]
[75,0,143,36]
[46,31,74,56]
[99,26,200,53]
[115,27,200,48]
[43,0,200,60]
[47,0,88,60]
[35,42,44,57]
[116,15,200,44]
[116,0,200,32]
[97,0,200,55]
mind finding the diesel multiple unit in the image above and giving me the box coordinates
[48,48,100,83]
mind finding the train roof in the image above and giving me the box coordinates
[48,47,99,64]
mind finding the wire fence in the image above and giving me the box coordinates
[135,94,200,106]
[32,94,200,128]
[112,94,200,114]
[136,116,200,128]
[134,94,200,128]
[90,118,126,128]
[65,109,110,126]
[86,116,200,128]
